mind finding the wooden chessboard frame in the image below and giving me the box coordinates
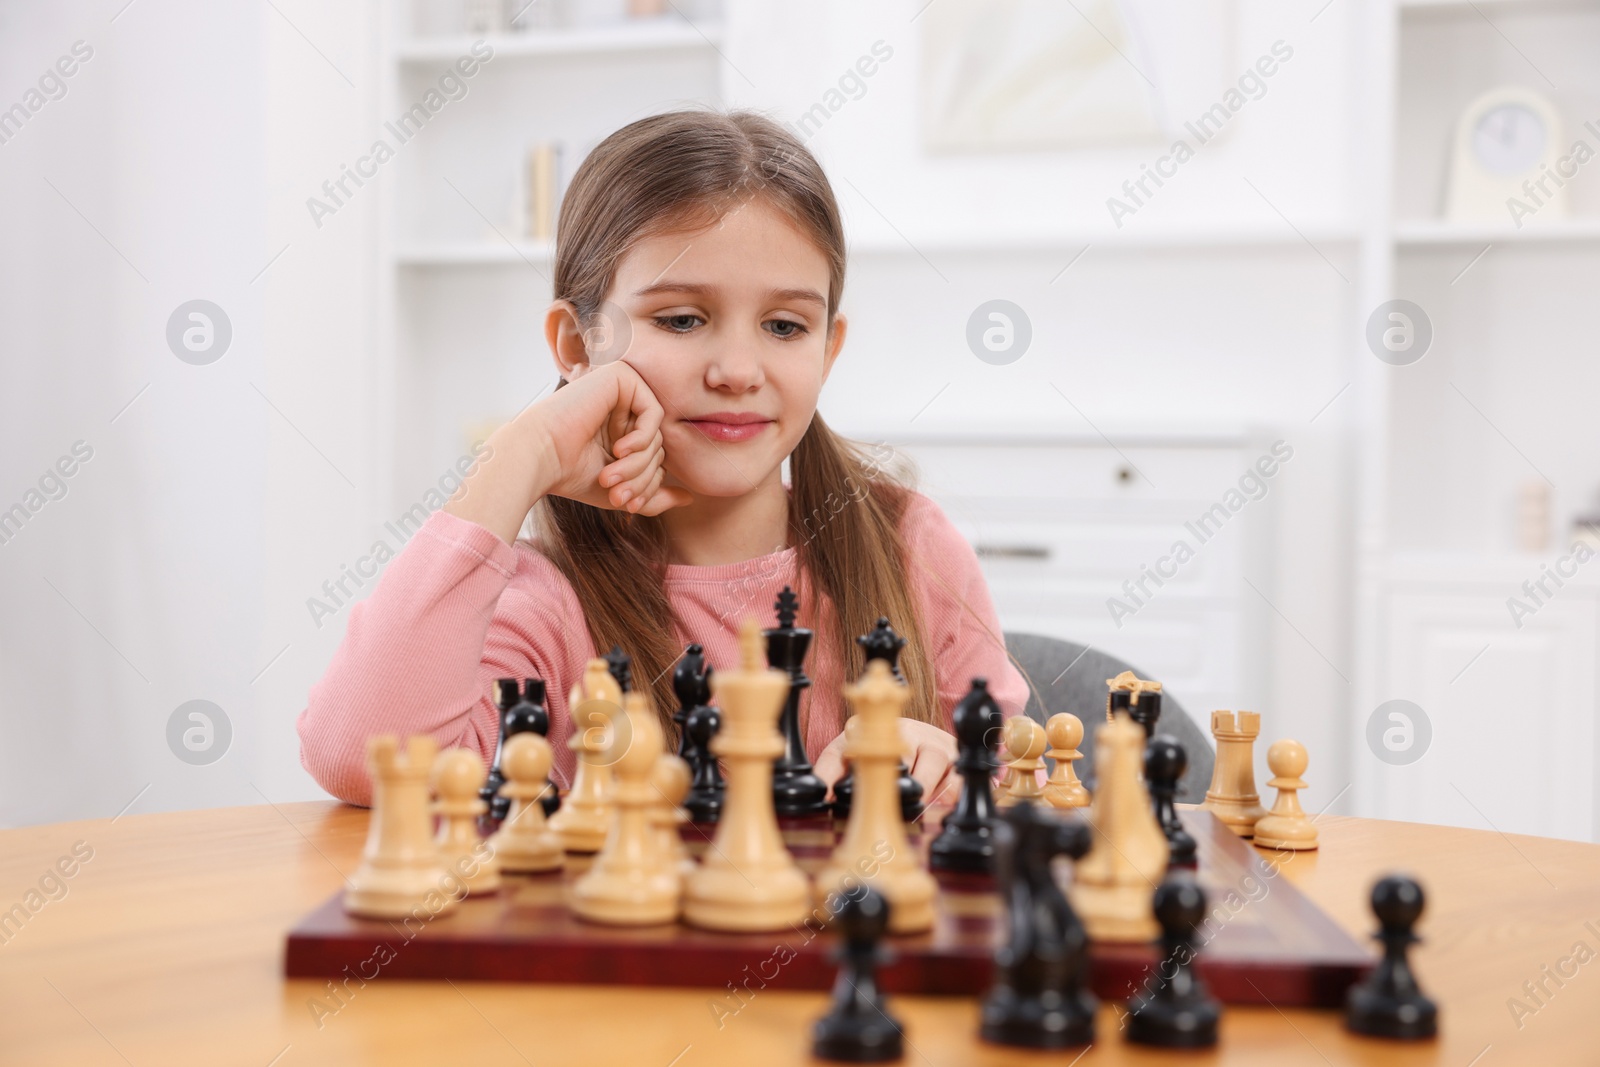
[285,809,1373,1006]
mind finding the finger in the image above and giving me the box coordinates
[623,466,665,513]
[636,485,694,516]
[908,747,946,801]
[922,764,959,810]
[622,398,664,452]
[598,446,656,492]
[819,751,844,799]
[612,419,662,460]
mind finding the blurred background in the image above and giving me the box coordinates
[1,0,1596,841]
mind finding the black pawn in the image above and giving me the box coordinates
[767,587,830,817]
[831,763,855,820]
[1108,688,1133,720]
[811,886,904,1063]
[1345,875,1438,1040]
[929,679,1004,873]
[850,617,922,822]
[1127,875,1221,1048]
[683,702,725,823]
[602,643,632,692]
[1130,690,1162,740]
[979,800,1096,1049]
[483,678,557,821]
[672,643,712,761]
[1144,735,1197,867]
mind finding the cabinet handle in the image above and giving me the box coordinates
[974,544,1052,561]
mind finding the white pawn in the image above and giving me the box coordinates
[816,658,937,935]
[345,734,459,920]
[996,717,1046,807]
[1041,713,1091,809]
[572,691,681,925]
[431,748,500,895]
[652,754,696,879]
[1252,739,1319,851]
[489,733,563,873]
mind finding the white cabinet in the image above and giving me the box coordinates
[1363,558,1600,841]
[885,433,1276,725]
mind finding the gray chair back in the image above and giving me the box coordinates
[1002,632,1215,801]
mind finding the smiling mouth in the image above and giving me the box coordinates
[685,419,773,443]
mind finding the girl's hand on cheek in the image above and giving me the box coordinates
[537,360,693,516]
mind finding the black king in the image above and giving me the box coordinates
[765,586,832,818]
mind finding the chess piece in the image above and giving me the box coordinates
[682,701,725,823]
[857,617,923,822]
[1069,712,1169,942]
[979,800,1096,1049]
[1041,713,1091,809]
[547,658,622,853]
[345,735,459,920]
[483,678,557,822]
[767,586,830,818]
[830,762,855,820]
[818,659,938,934]
[1345,875,1439,1040]
[1130,688,1162,740]
[671,643,712,761]
[602,643,633,693]
[993,719,1022,804]
[1106,670,1138,722]
[1145,735,1197,867]
[432,747,500,895]
[1252,739,1319,851]
[651,753,696,878]
[682,619,810,931]
[1127,875,1221,1048]
[810,887,904,1063]
[572,691,681,925]
[1201,710,1268,837]
[929,678,1004,874]
[996,717,1045,807]
[488,732,563,872]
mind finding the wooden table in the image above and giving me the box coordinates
[1,803,1596,1066]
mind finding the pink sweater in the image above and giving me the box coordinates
[297,489,1030,806]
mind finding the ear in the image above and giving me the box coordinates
[545,299,592,380]
[821,312,847,384]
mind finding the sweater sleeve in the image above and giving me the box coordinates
[295,508,586,807]
[901,491,1032,730]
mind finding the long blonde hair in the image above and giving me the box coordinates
[536,108,937,746]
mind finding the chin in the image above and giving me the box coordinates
[664,457,780,499]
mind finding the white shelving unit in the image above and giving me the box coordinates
[1355,0,1600,840]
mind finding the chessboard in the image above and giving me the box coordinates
[284,805,1372,1006]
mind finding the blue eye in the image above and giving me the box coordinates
[767,319,807,339]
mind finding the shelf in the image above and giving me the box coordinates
[395,20,722,63]
[395,241,554,266]
[1400,0,1600,11]
[845,226,1362,256]
[1382,548,1600,588]
[393,228,1364,267]
[1395,219,1600,246]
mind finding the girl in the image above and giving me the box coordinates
[297,109,1030,808]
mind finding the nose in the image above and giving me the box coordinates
[704,337,764,393]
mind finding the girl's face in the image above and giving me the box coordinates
[589,197,845,499]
